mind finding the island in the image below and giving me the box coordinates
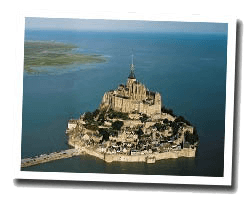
[66,55,199,163]
[24,41,106,74]
[21,55,199,168]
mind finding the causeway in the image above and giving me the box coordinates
[21,149,79,168]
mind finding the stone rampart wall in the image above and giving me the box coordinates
[104,149,195,163]
[104,154,147,163]
[75,148,196,163]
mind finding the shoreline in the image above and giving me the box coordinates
[21,144,196,168]
[69,141,196,164]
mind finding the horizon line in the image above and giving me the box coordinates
[25,28,228,35]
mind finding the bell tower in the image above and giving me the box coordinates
[127,53,136,87]
[128,53,135,79]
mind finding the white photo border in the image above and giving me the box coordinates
[13,12,237,186]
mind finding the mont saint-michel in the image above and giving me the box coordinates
[66,56,199,163]
[21,23,227,177]
[21,55,199,167]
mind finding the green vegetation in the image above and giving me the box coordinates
[170,121,180,135]
[99,128,118,142]
[83,109,100,121]
[78,105,198,149]
[161,106,176,117]
[154,122,167,132]
[135,128,144,139]
[111,120,124,131]
[92,109,100,117]
[84,112,94,121]
[81,109,125,132]
[85,124,99,131]
[99,128,110,141]
[98,112,105,124]
[163,118,169,124]
[185,130,199,145]
[108,109,129,120]
[81,110,100,130]
[139,114,149,123]
[175,115,191,126]
[24,41,106,74]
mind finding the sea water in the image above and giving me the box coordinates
[21,30,227,177]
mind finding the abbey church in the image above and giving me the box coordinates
[99,55,162,116]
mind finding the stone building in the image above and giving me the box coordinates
[100,55,162,116]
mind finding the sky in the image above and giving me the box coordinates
[25,17,228,33]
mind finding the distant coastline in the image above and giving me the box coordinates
[24,40,106,74]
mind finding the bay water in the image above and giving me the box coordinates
[22,30,227,177]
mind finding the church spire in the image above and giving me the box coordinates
[128,52,136,79]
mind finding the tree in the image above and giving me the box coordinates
[154,123,161,131]
[161,106,175,116]
[111,120,124,130]
[84,111,94,121]
[135,128,144,139]
[154,123,166,132]
[85,124,99,131]
[98,112,105,124]
[163,118,169,124]
[185,131,199,145]
[170,121,180,135]
[92,109,100,117]
[99,128,109,141]
[108,129,118,137]
[140,114,149,123]
[175,115,191,126]
[108,109,129,120]
[175,116,185,123]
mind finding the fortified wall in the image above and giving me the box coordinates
[72,144,196,164]
[103,148,196,163]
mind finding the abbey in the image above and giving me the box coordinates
[63,55,198,164]
[100,55,162,116]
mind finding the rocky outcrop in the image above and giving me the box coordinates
[65,63,198,164]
